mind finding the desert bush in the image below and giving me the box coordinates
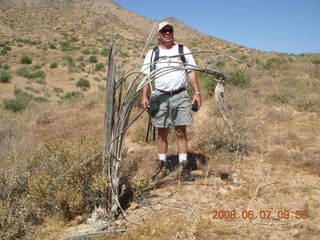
[216,60,225,68]
[49,62,58,68]
[119,51,129,58]
[95,63,105,71]
[226,70,250,87]
[16,67,30,78]
[0,49,7,55]
[265,88,295,105]
[76,78,90,89]
[59,91,84,102]
[33,78,46,85]
[62,55,74,63]
[76,56,84,62]
[0,136,105,240]
[311,58,320,65]
[100,48,110,57]
[89,55,98,63]
[3,98,28,112]
[59,41,77,51]
[29,71,46,79]
[48,42,56,49]
[32,64,42,70]
[81,49,91,55]
[197,71,216,96]
[20,56,32,64]
[14,88,34,102]
[266,57,287,69]
[1,63,10,70]
[52,87,64,94]
[0,71,11,83]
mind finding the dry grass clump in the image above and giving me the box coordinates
[264,74,320,113]
[0,135,106,240]
[193,87,259,157]
[266,148,320,175]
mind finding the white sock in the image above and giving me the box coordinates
[179,154,187,162]
[159,154,167,162]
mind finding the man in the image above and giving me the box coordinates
[140,21,202,180]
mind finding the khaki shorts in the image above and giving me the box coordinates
[152,90,192,128]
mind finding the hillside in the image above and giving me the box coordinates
[0,1,320,240]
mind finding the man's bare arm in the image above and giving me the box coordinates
[188,71,202,108]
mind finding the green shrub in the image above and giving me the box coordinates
[1,63,10,70]
[32,64,42,70]
[14,88,34,102]
[16,67,30,78]
[49,62,58,69]
[49,42,56,49]
[197,71,216,96]
[33,96,48,102]
[100,48,110,57]
[33,78,46,84]
[95,63,104,71]
[29,71,46,79]
[226,70,250,87]
[311,58,320,65]
[76,78,90,89]
[62,55,74,63]
[76,56,84,62]
[0,71,11,83]
[20,56,32,64]
[81,49,91,55]
[52,87,64,93]
[266,57,287,69]
[216,60,225,68]
[89,55,98,63]
[0,49,7,55]
[60,91,84,101]
[119,51,129,58]
[3,98,27,112]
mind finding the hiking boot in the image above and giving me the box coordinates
[177,161,196,181]
[151,160,168,181]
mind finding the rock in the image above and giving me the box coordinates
[129,201,139,210]
[289,229,301,238]
[308,223,320,233]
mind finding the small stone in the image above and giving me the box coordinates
[289,229,301,238]
[308,223,320,233]
[129,202,139,210]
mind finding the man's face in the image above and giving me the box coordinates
[158,25,174,43]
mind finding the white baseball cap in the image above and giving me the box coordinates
[157,21,173,32]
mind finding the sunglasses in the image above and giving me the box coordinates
[159,28,173,34]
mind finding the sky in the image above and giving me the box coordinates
[113,0,320,54]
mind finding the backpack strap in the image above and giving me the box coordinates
[178,44,186,66]
[150,46,159,72]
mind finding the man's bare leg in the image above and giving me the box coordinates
[158,127,169,154]
[175,125,187,154]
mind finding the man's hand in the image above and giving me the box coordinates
[141,95,150,110]
[141,84,150,110]
[192,94,202,109]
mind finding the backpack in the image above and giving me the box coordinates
[150,44,186,72]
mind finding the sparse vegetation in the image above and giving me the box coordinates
[89,55,98,63]
[0,4,319,240]
[49,62,58,68]
[20,56,32,64]
[0,71,11,83]
[76,77,90,89]
[227,69,250,87]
